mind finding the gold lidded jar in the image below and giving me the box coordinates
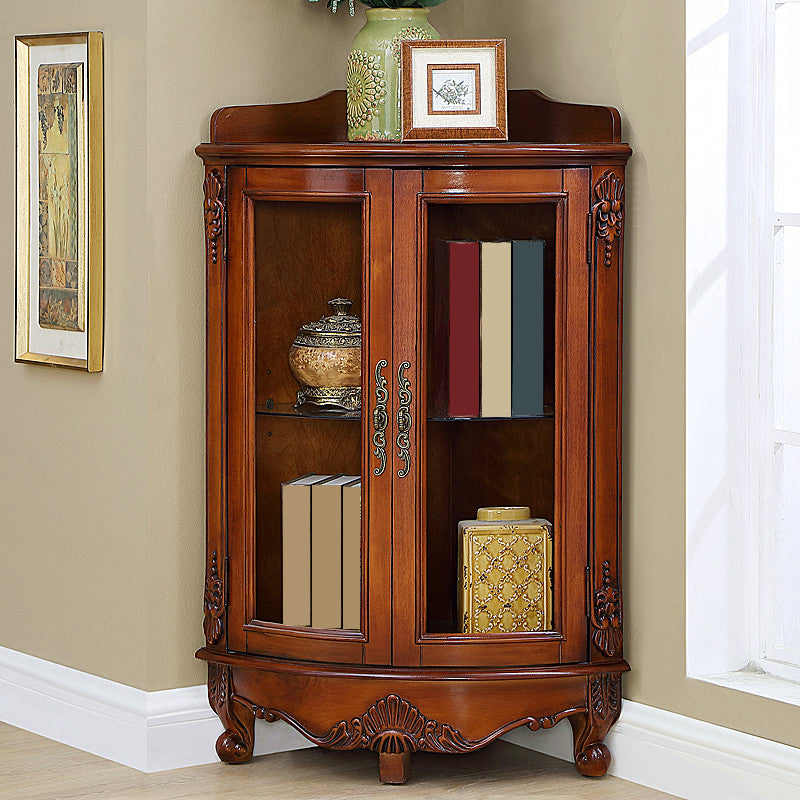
[457,506,554,635]
[289,298,361,413]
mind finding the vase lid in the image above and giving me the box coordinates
[293,298,361,348]
[476,507,532,522]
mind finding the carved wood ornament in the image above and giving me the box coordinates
[204,168,225,265]
[208,663,255,764]
[569,672,622,777]
[589,672,621,721]
[590,170,624,268]
[590,560,623,657]
[278,695,575,754]
[203,550,225,645]
[317,694,471,754]
[207,672,583,765]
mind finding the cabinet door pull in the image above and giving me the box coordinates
[396,361,412,478]
[372,359,389,476]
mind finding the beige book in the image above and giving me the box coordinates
[311,474,353,629]
[341,479,362,630]
[281,474,329,627]
[480,241,513,417]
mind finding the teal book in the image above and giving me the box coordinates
[512,240,545,417]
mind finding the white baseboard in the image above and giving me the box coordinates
[3,645,799,794]
[0,646,312,772]
[503,699,800,800]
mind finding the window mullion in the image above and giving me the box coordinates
[757,0,779,669]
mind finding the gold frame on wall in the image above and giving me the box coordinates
[15,32,104,371]
[401,39,507,141]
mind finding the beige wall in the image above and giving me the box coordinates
[0,1,149,688]
[462,0,800,748]
[2,0,798,749]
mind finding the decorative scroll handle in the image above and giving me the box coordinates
[396,361,412,478]
[372,359,389,476]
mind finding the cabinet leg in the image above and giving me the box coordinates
[208,663,256,764]
[569,673,622,778]
[379,751,411,784]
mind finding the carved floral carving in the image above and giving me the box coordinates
[204,168,224,265]
[590,170,624,268]
[315,694,471,754]
[208,661,230,713]
[589,673,621,721]
[590,561,623,657]
[203,550,225,645]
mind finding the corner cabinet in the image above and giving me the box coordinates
[198,90,630,785]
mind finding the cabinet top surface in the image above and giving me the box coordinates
[197,90,632,167]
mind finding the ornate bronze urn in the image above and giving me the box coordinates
[289,298,362,413]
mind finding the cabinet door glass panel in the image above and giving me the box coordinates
[423,201,558,637]
[253,199,364,632]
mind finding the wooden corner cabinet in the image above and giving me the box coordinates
[197,90,630,784]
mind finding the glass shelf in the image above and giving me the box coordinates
[428,407,554,423]
[255,402,361,420]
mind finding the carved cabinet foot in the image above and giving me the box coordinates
[208,663,256,764]
[379,751,411,784]
[571,734,611,777]
[569,673,622,778]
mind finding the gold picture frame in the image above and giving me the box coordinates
[401,39,507,141]
[16,32,104,371]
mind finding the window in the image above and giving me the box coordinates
[687,0,800,700]
[763,0,800,681]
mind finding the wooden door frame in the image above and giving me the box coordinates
[391,167,591,668]
[225,166,393,665]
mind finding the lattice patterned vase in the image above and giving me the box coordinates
[347,8,440,141]
[458,507,554,634]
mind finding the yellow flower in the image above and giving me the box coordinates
[346,50,387,129]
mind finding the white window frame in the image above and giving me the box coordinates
[686,0,800,704]
[760,0,800,682]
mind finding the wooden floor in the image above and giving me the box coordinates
[0,722,680,800]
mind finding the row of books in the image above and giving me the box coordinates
[434,239,545,418]
[282,474,361,630]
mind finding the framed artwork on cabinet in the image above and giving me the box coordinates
[15,32,104,371]
[400,39,507,141]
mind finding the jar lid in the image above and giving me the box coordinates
[477,506,531,521]
[293,298,361,348]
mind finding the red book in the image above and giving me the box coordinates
[434,241,480,417]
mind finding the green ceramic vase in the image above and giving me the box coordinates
[346,8,440,141]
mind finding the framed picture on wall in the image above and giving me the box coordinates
[15,32,104,371]
[400,39,507,141]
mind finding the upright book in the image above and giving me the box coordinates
[281,474,330,627]
[512,239,545,417]
[480,241,513,417]
[311,474,357,629]
[434,240,481,418]
[341,478,362,630]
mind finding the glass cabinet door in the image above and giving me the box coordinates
[392,168,590,668]
[225,167,393,665]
